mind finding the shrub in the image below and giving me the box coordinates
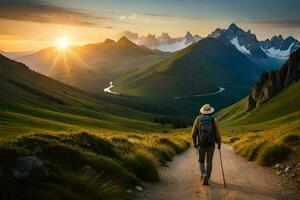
[111,137,135,156]
[246,140,266,161]
[85,153,139,186]
[283,134,300,145]
[124,150,159,182]
[40,143,87,169]
[229,137,240,143]
[149,144,174,164]
[24,166,127,200]
[64,172,123,200]
[0,142,30,162]
[156,138,183,153]
[257,143,291,166]
[65,132,119,159]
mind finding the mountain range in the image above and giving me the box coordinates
[122,31,201,52]
[17,37,170,93]
[209,23,300,69]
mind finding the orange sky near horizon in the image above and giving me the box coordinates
[0,0,299,52]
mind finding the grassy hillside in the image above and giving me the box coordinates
[115,38,261,98]
[0,54,191,200]
[0,54,168,137]
[217,81,300,166]
[17,37,170,93]
[0,130,190,200]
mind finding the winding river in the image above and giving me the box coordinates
[104,81,119,95]
[173,87,225,99]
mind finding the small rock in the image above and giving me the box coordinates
[284,166,291,172]
[277,171,283,175]
[12,156,48,180]
[126,189,132,193]
[274,163,280,169]
[135,186,143,192]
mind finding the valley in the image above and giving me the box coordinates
[0,8,300,199]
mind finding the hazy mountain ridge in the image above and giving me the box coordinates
[16,37,170,94]
[122,31,202,52]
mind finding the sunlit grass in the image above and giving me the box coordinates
[0,130,190,199]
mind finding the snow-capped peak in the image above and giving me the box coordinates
[263,43,295,59]
[230,37,251,55]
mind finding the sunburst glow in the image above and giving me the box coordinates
[57,37,70,49]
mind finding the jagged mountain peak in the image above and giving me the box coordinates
[103,38,116,44]
[160,32,171,38]
[228,23,240,32]
[117,36,132,44]
[247,48,300,111]
[210,23,300,60]
[185,31,193,37]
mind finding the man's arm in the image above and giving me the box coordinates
[214,118,222,149]
[191,117,199,148]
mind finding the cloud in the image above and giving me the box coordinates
[0,0,111,27]
[243,19,300,28]
[121,31,139,41]
[119,13,137,21]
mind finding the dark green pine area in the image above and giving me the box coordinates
[0,34,300,199]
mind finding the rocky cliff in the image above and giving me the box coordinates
[247,48,300,111]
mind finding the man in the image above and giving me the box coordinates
[192,104,221,185]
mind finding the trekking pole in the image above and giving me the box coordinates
[219,149,226,188]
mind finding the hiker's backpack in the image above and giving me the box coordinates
[198,115,216,147]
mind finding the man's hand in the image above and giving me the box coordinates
[217,144,221,150]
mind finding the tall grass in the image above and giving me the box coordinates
[228,131,298,166]
[0,131,190,199]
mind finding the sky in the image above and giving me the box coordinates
[0,0,299,52]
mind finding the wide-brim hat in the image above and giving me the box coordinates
[200,104,215,114]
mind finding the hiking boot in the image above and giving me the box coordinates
[202,176,209,185]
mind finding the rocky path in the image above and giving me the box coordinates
[135,144,293,200]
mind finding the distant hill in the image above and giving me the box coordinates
[0,54,165,136]
[0,50,35,59]
[115,38,261,98]
[17,37,170,94]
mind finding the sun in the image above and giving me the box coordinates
[56,37,70,50]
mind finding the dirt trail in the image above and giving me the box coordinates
[135,144,293,200]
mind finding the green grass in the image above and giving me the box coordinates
[0,131,190,200]
[217,81,300,166]
[0,54,172,137]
